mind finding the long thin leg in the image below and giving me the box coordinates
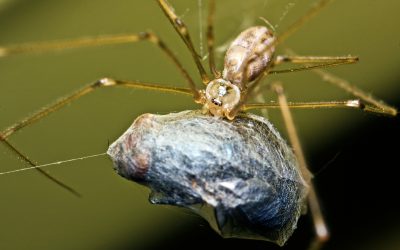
[0,32,201,100]
[230,56,359,119]
[270,55,358,74]
[277,50,398,116]
[241,55,396,116]
[0,78,192,139]
[274,55,358,65]
[157,0,210,83]
[243,99,391,115]
[248,55,358,97]
[0,33,146,56]
[313,68,397,116]
[206,0,220,78]
[0,78,192,195]
[2,138,81,197]
[245,55,358,98]
[271,83,329,250]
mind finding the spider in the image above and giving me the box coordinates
[0,0,397,249]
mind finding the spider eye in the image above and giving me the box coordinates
[211,98,223,106]
[205,79,240,117]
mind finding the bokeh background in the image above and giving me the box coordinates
[0,0,399,249]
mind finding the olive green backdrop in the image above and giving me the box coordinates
[0,0,399,249]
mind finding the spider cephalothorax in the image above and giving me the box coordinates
[201,26,276,119]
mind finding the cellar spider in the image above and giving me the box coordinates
[0,0,397,249]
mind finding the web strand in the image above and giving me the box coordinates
[0,152,107,176]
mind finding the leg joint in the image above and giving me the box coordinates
[93,78,117,87]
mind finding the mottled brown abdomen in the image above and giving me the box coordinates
[223,26,276,89]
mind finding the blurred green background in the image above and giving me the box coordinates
[0,0,399,249]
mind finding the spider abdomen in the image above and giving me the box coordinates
[107,110,308,246]
[223,26,276,89]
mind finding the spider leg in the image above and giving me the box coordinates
[0,78,191,140]
[157,0,210,83]
[271,50,397,116]
[245,53,356,117]
[0,32,201,100]
[312,69,397,116]
[274,55,358,65]
[1,138,81,197]
[239,54,358,113]
[206,0,220,78]
[238,53,396,116]
[271,82,329,250]
[243,99,390,115]
[270,55,358,74]
[0,78,192,195]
